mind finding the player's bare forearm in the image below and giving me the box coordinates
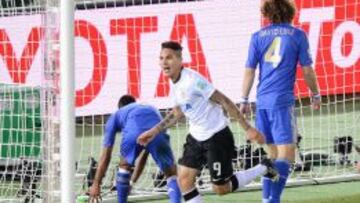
[242,68,256,98]
[155,107,183,133]
[131,150,149,184]
[210,90,251,131]
[92,147,113,186]
[137,109,183,146]
[302,66,319,95]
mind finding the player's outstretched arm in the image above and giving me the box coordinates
[210,90,264,144]
[210,90,250,130]
[156,106,184,132]
[302,66,321,109]
[89,147,113,201]
[137,107,184,145]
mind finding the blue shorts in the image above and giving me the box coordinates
[256,106,297,145]
[120,133,175,171]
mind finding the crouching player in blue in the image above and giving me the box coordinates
[89,95,181,203]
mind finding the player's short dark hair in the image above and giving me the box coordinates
[161,41,182,51]
[161,41,182,58]
[118,94,136,108]
[261,0,296,23]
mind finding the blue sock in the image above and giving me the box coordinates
[270,159,290,203]
[262,177,272,203]
[167,176,181,203]
[116,169,131,203]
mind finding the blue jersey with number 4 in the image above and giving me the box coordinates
[246,23,313,109]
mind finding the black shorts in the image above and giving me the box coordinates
[178,126,235,185]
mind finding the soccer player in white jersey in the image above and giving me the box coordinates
[240,1,320,203]
[137,41,279,203]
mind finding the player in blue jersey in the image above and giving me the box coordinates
[88,95,181,203]
[240,1,321,203]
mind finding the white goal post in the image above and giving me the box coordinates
[0,0,359,202]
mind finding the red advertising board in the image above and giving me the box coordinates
[293,0,360,97]
[0,0,359,116]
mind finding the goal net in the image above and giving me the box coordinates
[0,0,359,202]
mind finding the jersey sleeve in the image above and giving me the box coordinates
[102,113,120,147]
[192,73,215,100]
[245,33,259,69]
[298,31,313,67]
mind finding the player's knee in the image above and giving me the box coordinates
[266,145,278,159]
[118,162,132,172]
[177,172,194,189]
[276,144,296,162]
[163,165,177,178]
[177,173,188,187]
[212,184,230,196]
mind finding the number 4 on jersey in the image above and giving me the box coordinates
[265,37,282,68]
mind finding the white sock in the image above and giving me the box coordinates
[262,198,270,203]
[186,195,203,203]
[183,188,203,203]
[235,164,267,189]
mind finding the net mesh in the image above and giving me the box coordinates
[0,0,359,202]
